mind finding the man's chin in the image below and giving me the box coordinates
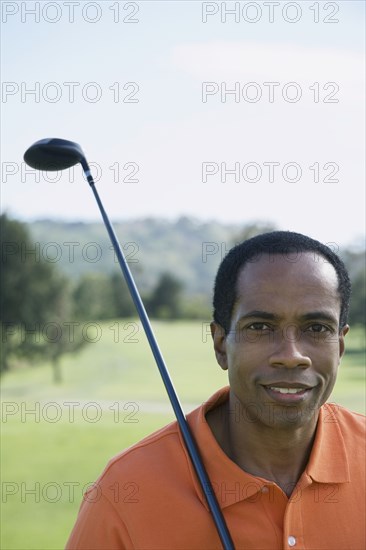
[259,403,320,430]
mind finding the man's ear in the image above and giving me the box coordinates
[210,322,228,371]
[339,324,350,360]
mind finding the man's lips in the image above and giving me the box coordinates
[261,382,315,402]
[261,382,314,389]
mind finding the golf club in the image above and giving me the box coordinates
[24,138,235,550]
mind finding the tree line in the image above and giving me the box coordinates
[0,215,188,377]
[1,214,365,378]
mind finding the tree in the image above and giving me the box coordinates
[109,272,136,318]
[1,214,83,380]
[147,272,183,319]
[73,273,116,320]
[349,269,366,326]
[39,272,85,383]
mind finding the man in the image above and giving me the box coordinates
[66,231,365,550]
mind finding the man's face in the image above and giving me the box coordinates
[211,252,349,429]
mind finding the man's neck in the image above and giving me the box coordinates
[206,392,319,497]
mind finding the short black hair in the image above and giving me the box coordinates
[213,231,351,334]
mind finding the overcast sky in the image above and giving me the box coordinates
[1,1,365,247]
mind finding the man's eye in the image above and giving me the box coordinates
[307,324,329,333]
[247,323,271,331]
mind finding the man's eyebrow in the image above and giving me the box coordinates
[237,311,279,322]
[299,311,338,324]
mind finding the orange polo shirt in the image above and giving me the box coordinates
[66,387,365,550]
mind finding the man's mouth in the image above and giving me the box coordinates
[268,387,306,394]
[261,384,314,403]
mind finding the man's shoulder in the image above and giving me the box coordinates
[87,404,210,507]
[103,419,181,477]
[324,402,365,422]
[91,389,227,492]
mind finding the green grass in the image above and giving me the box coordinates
[1,320,365,549]
[1,409,171,550]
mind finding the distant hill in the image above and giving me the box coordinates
[27,217,364,300]
[27,217,250,295]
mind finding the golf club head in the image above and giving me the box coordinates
[24,138,85,171]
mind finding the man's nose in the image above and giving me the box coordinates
[269,325,312,369]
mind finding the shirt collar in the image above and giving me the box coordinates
[183,388,350,509]
[305,403,350,484]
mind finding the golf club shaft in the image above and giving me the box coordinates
[81,160,234,550]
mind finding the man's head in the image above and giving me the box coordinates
[210,231,352,428]
[213,231,351,335]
